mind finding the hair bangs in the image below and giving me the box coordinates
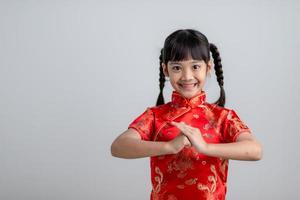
[164,35,210,64]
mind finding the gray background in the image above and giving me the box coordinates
[1,0,299,199]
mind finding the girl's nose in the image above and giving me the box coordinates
[181,69,193,80]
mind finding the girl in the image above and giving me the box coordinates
[111,29,263,200]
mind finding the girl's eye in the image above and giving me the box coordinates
[193,65,201,70]
[172,66,181,71]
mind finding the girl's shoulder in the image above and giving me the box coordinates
[204,103,247,124]
[200,102,239,122]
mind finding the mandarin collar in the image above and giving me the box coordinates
[171,90,206,108]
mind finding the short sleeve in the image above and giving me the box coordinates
[128,107,155,141]
[222,109,252,143]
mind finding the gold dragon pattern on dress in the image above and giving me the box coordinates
[152,166,166,200]
[167,149,195,179]
[197,164,218,200]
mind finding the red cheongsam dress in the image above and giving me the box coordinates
[128,90,252,200]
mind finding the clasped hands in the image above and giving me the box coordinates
[167,121,208,154]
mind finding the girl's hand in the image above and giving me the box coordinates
[170,121,208,154]
[167,133,191,154]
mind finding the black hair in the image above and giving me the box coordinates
[156,29,225,107]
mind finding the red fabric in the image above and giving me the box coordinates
[128,90,252,200]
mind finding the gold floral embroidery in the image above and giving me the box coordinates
[185,178,198,185]
[167,194,178,200]
[193,114,200,119]
[197,165,218,200]
[226,110,250,139]
[167,150,195,178]
[203,123,210,130]
[154,167,163,193]
[129,107,154,140]
[177,178,199,191]
[219,158,228,178]
[202,132,214,139]
[177,172,187,179]
[216,110,227,133]
[201,106,227,137]
[202,106,219,132]
[152,166,166,200]
[176,184,185,189]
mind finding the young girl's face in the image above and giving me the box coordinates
[162,58,212,99]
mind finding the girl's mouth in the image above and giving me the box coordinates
[178,83,198,90]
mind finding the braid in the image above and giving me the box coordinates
[209,43,226,107]
[156,48,166,106]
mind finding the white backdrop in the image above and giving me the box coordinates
[1,0,299,199]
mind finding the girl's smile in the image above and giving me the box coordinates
[162,58,212,99]
[178,82,199,90]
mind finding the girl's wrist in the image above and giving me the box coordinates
[195,142,210,155]
[203,143,210,155]
[164,141,176,154]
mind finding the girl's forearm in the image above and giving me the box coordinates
[111,138,172,159]
[204,140,263,161]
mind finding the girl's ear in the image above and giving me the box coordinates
[206,59,213,76]
[162,63,169,77]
